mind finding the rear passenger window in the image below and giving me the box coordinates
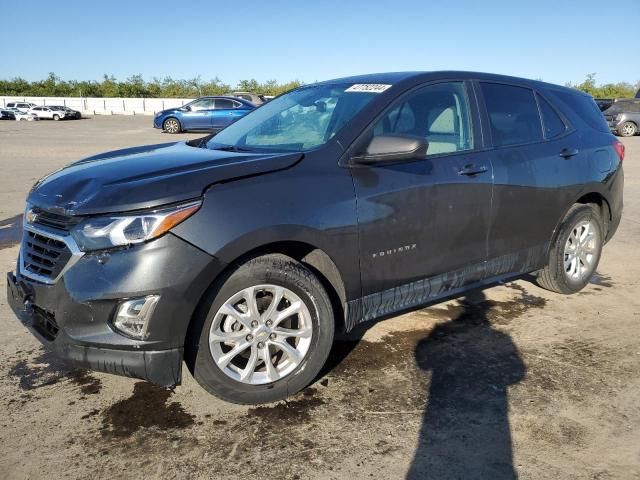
[536,94,566,139]
[370,82,473,156]
[480,83,542,147]
[215,99,235,109]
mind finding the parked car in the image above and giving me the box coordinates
[49,106,82,119]
[0,108,16,120]
[13,110,39,121]
[153,96,255,134]
[229,91,267,105]
[7,71,624,405]
[28,106,73,121]
[6,102,37,113]
[604,99,640,137]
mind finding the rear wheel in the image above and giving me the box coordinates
[537,204,603,294]
[618,121,637,137]
[187,254,334,404]
[163,117,181,134]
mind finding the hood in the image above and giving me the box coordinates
[28,141,303,216]
[158,107,181,115]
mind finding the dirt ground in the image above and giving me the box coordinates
[0,116,638,480]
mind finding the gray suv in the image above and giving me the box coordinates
[604,99,640,137]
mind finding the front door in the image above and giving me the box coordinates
[350,81,493,321]
[181,98,214,130]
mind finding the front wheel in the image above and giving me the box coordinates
[618,121,637,137]
[537,204,604,294]
[162,117,181,134]
[187,254,335,404]
[52,114,60,121]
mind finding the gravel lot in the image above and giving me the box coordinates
[0,116,639,479]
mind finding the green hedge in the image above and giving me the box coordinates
[566,73,640,99]
[0,73,303,98]
[2,72,638,100]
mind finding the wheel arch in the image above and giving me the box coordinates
[574,192,611,238]
[545,191,612,262]
[184,240,348,353]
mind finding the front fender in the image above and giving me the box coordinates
[171,160,361,300]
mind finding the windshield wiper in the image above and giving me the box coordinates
[211,144,255,153]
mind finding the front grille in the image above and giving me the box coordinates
[22,230,72,280]
[30,208,81,232]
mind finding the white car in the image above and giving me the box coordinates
[28,106,68,120]
[6,102,37,113]
[13,110,39,121]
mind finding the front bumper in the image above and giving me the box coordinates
[7,274,182,385]
[7,232,223,386]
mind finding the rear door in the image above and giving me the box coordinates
[351,81,494,320]
[478,82,579,276]
[211,99,245,129]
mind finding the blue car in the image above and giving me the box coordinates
[153,96,255,134]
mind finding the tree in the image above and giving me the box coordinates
[100,74,120,97]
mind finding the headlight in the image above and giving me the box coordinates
[615,113,623,121]
[71,200,201,251]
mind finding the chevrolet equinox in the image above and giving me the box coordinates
[7,72,624,404]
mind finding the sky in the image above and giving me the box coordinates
[1,0,639,88]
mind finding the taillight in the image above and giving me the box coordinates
[613,140,625,162]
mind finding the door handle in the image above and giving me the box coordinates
[457,164,488,176]
[559,147,579,158]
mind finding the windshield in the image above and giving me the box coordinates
[207,83,380,152]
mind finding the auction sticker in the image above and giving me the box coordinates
[345,84,392,93]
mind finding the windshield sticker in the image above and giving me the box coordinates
[345,84,392,93]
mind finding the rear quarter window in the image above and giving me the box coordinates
[536,94,566,139]
[551,90,609,133]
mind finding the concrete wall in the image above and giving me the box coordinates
[0,96,195,115]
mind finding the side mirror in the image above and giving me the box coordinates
[180,105,191,112]
[352,135,428,165]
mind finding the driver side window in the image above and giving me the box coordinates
[189,99,213,111]
[371,82,473,156]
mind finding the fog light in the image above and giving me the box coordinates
[113,295,160,339]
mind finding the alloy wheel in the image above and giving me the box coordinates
[164,118,180,133]
[563,220,598,281]
[621,122,636,136]
[209,285,313,385]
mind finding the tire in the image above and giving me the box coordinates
[186,254,335,404]
[537,204,604,294]
[163,117,181,134]
[52,114,60,121]
[617,121,637,137]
